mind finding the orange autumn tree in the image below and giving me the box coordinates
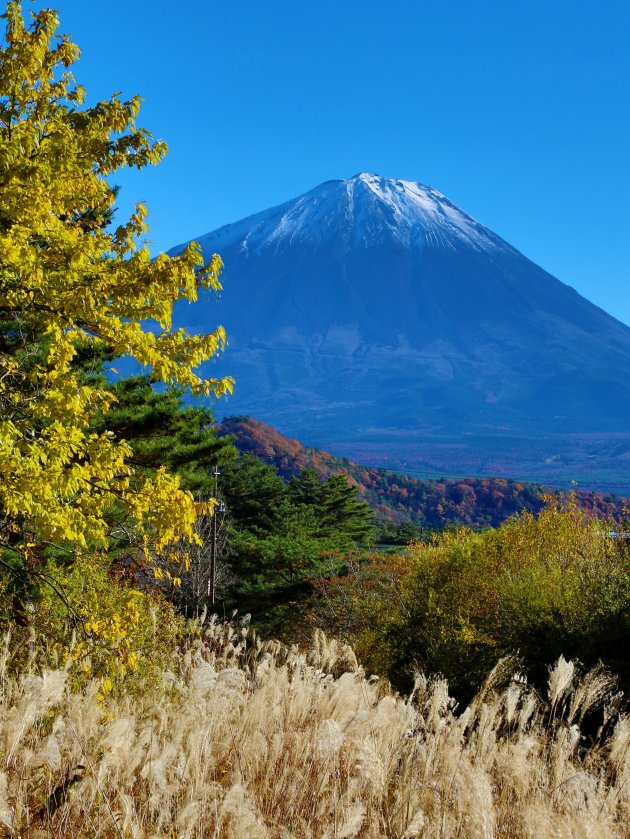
[0,2,232,666]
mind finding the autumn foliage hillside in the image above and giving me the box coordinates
[219,416,628,529]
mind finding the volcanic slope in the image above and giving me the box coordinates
[169,173,630,487]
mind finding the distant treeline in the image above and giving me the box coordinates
[219,416,629,529]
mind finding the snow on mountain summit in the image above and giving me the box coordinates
[345,173,502,251]
[188,173,507,259]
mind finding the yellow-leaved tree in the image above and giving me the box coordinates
[0,2,232,674]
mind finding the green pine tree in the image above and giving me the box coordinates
[90,375,236,496]
[320,474,374,545]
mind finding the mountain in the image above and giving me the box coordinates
[219,416,629,529]
[169,173,630,488]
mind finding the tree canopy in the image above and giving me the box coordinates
[0,3,232,644]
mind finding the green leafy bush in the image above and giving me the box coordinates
[312,499,630,699]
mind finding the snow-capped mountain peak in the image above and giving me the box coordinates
[189,173,506,257]
[167,173,630,488]
[347,172,502,251]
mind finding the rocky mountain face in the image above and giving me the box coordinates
[169,173,630,488]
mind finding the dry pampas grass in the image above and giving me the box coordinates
[0,622,628,838]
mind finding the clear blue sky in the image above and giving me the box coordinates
[51,0,630,324]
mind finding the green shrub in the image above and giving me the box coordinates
[313,499,630,700]
[2,555,189,695]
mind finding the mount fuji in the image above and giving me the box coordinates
[168,173,630,488]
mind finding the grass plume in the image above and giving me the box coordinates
[0,622,628,837]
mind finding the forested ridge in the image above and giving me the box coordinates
[220,415,629,530]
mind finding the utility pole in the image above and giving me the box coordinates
[209,465,220,605]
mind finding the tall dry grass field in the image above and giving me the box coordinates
[0,623,628,838]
